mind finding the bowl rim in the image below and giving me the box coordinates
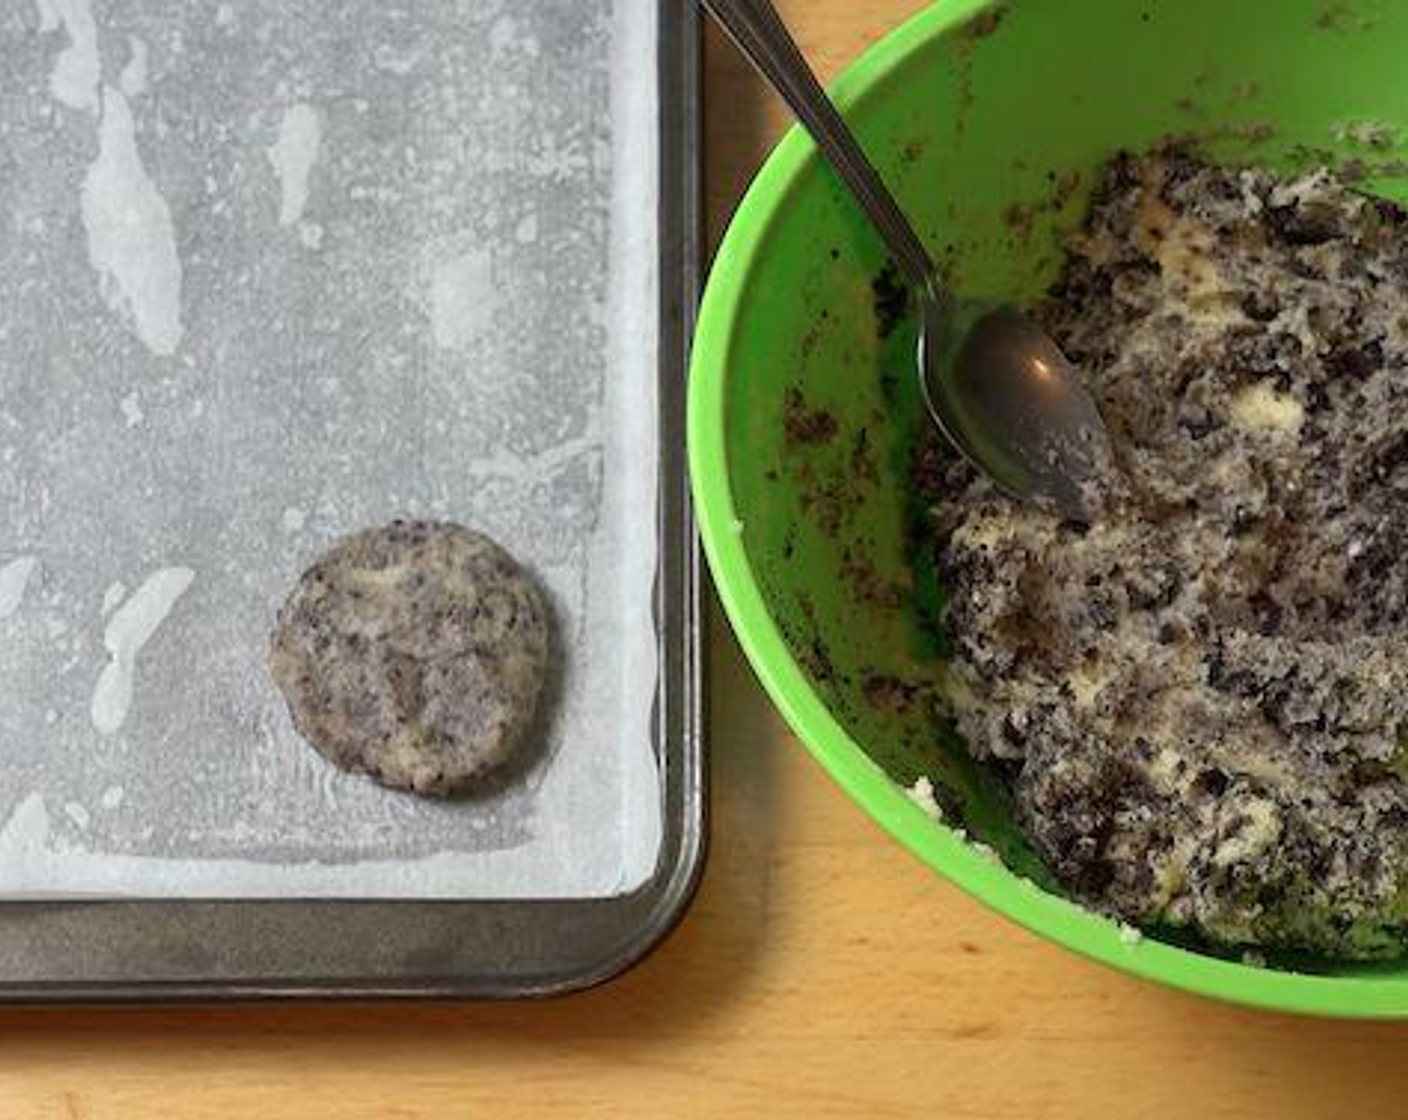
[687,0,1408,1018]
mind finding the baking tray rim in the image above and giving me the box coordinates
[0,0,706,1003]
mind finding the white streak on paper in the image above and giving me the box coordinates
[90,567,194,734]
[81,87,185,356]
[0,557,38,620]
[119,35,149,98]
[268,103,322,227]
[429,247,492,350]
[40,0,100,113]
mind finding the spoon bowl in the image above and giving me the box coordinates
[919,299,1111,520]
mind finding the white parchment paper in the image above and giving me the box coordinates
[0,0,664,898]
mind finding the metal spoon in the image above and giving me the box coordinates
[704,0,1111,520]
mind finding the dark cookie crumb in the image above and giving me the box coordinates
[841,544,905,609]
[850,427,879,486]
[795,461,850,539]
[871,262,911,340]
[960,5,1006,41]
[783,386,839,446]
[862,672,924,715]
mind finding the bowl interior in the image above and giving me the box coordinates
[692,0,1408,1014]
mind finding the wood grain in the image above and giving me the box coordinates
[5,4,1408,1118]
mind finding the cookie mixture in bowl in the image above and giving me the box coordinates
[919,149,1408,958]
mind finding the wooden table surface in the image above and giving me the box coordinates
[6,4,1408,1117]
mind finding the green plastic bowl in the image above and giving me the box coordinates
[690,0,1408,1017]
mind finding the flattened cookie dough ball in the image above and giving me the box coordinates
[269,520,550,797]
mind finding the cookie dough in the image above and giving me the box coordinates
[919,149,1408,957]
[270,520,550,797]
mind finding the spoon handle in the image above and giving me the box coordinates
[703,0,937,294]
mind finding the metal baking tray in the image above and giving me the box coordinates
[0,0,703,1000]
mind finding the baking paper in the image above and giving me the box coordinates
[0,0,663,898]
